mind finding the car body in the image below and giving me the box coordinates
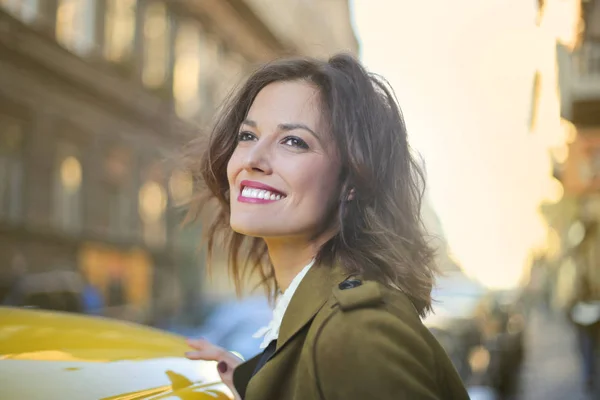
[0,306,231,400]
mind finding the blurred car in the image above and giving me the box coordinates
[424,271,488,381]
[467,386,499,400]
[2,270,85,312]
[172,296,273,361]
[0,306,231,400]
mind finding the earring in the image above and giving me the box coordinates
[346,188,356,202]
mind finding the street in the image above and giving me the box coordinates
[515,307,587,400]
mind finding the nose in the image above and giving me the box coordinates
[243,140,273,175]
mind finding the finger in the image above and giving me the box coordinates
[186,337,214,350]
[185,347,226,361]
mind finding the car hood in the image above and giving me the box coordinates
[0,307,231,399]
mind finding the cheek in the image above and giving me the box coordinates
[226,151,242,186]
[294,160,340,204]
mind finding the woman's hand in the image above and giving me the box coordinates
[185,338,243,400]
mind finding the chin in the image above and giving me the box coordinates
[230,219,278,238]
[230,226,279,238]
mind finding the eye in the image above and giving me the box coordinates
[282,136,309,150]
[237,131,257,142]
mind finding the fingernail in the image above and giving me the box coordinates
[218,361,228,373]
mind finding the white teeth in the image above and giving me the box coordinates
[241,186,285,201]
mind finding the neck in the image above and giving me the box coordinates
[265,239,320,292]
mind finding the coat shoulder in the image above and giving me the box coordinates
[306,278,470,400]
[316,277,433,360]
[331,277,422,325]
[306,279,443,399]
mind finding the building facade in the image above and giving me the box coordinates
[0,0,358,324]
[531,0,600,308]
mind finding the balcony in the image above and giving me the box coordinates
[557,41,600,125]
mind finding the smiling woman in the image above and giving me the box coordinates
[182,54,470,400]
[227,80,341,242]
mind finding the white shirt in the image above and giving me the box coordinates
[253,259,316,349]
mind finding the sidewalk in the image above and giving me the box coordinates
[515,307,588,400]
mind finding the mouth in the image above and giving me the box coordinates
[239,180,287,203]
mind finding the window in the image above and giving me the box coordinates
[53,141,82,233]
[142,1,169,90]
[584,0,600,42]
[0,114,24,223]
[528,71,541,132]
[168,169,193,207]
[105,146,133,239]
[104,0,136,64]
[139,161,167,248]
[1,0,40,23]
[198,34,220,118]
[56,0,97,56]
[168,168,193,251]
[215,43,244,103]
[591,148,600,183]
[174,20,201,120]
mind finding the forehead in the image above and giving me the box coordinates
[247,81,322,127]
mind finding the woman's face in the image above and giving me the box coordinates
[227,80,341,240]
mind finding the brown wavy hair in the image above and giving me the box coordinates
[184,53,436,316]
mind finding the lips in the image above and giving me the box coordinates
[239,180,286,203]
[241,187,284,200]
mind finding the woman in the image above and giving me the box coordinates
[184,54,469,400]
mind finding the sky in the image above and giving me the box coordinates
[351,0,562,288]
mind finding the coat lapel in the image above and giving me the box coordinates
[274,262,348,353]
[232,353,260,399]
[233,262,350,399]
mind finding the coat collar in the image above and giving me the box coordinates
[275,261,349,351]
[233,261,351,398]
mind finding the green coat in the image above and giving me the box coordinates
[233,263,470,400]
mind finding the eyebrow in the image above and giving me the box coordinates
[242,119,321,142]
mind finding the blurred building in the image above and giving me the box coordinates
[531,0,600,308]
[0,0,357,323]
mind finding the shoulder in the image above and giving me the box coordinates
[332,278,423,322]
[309,278,442,399]
[317,278,433,359]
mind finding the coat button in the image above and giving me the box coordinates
[338,279,362,290]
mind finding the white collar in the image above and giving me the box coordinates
[253,259,316,349]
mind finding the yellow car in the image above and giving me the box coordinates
[0,306,232,400]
